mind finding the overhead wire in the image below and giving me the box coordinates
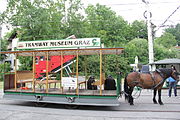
[155,5,180,31]
[102,1,179,6]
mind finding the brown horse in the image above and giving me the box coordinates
[124,68,179,105]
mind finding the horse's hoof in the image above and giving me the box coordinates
[159,102,164,105]
[130,103,134,105]
[153,101,158,104]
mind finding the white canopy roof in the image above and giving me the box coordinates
[150,58,180,65]
[1,48,124,56]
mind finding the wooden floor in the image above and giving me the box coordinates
[5,88,117,96]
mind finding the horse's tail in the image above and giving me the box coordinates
[124,75,129,100]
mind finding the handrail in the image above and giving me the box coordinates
[0,72,15,75]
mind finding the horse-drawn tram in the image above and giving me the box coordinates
[1,38,124,106]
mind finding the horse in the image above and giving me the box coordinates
[124,68,179,105]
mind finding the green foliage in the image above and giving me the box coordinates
[155,32,176,48]
[18,56,32,71]
[130,20,148,39]
[84,55,100,77]
[85,4,131,46]
[0,81,3,89]
[0,32,10,61]
[2,0,66,40]
[0,39,8,61]
[125,38,148,64]
[1,0,178,77]
[78,54,131,78]
[165,24,180,46]
[154,44,177,61]
[0,62,11,73]
[103,55,131,78]
[0,63,11,81]
[125,38,178,66]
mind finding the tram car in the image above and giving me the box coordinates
[1,38,124,107]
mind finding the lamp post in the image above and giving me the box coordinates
[142,0,155,71]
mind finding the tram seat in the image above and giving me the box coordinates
[91,80,105,86]
[16,71,58,89]
[16,71,33,87]
[35,80,58,89]
[141,65,150,74]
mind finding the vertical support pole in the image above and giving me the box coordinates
[84,56,87,89]
[116,72,121,96]
[46,52,49,93]
[14,53,17,91]
[115,50,121,96]
[100,50,102,95]
[72,57,75,74]
[76,50,79,95]
[32,52,35,92]
[60,51,63,93]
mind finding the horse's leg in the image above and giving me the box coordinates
[158,89,164,105]
[153,89,158,104]
[128,87,134,105]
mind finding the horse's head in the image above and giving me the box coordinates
[158,68,179,81]
[171,70,180,82]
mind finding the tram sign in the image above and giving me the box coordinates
[62,77,77,89]
[17,38,101,50]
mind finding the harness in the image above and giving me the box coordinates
[151,69,165,89]
[150,72,155,87]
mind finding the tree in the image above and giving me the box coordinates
[0,32,11,61]
[155,32,176,48]
[125,38,178,66]
[3,0,177,76]
[0,40,7,61]
[154,44,177,61]
[165,23,180,46]
[125,38,149,64]
[0,63,11,81]
[1,0,74,41]
[85,4,130,47]
[130,20,147,39]
[63,0,87,38]
[0,0,86,70]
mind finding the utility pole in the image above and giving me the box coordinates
[142,0,155,71]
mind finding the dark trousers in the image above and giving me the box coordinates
[168,82,177,97]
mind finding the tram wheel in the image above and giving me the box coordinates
[65,104,79,109]
[34,102,47,107]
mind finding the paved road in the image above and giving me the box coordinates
[0,89,180,120]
